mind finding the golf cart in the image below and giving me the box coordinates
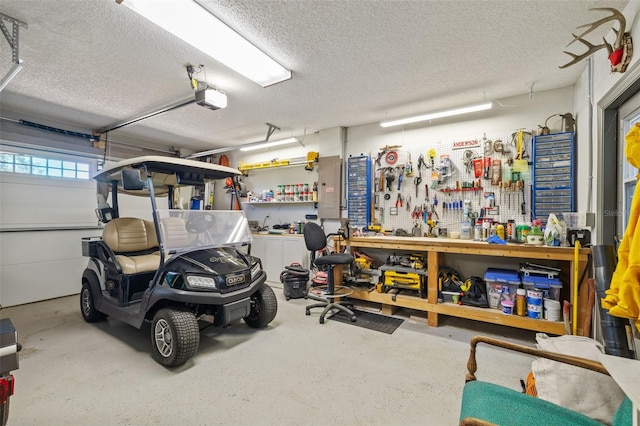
[80,156,277,367]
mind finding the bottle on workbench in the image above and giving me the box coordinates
[496,223,505,240]
[460,222,472,240]
[312,182,318,202]
[474,219,482,241]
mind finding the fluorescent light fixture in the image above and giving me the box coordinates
[240,137,299,152]
[185,137,299,158]
[380,102,493,128]
[119,0,291,87]
[0,61,23,92]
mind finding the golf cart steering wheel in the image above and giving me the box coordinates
[185,212,216,234]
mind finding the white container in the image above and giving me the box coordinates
[543,298,561,321]
[460,223,472,240]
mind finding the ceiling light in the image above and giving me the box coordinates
[0,61,23,92]
[118,0,291,87]
[184,137,300,158]
[380,102,493,128]
[240,137,299,152]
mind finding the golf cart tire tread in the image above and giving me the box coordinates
[243,284,278,328]
[80,281,107,322]
[151,307,200,367]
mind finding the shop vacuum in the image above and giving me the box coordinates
[280,263,310,301]
[592,245,636,359]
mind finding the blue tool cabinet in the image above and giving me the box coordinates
[347,155,371,228]
[531,131,575,223]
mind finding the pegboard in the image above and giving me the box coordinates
[370,131,534,236]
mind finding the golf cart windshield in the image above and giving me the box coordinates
[157,209,253,254]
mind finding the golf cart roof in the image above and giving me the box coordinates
[94,156,241,189]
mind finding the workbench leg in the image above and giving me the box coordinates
[575,259,590,337]
[427,311,439,327]
[427,251,442,327]
[381,304,398,316]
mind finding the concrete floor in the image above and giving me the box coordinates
[5,283,537,425]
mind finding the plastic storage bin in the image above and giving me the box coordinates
[522,275,563,301]
[484,268,521,310]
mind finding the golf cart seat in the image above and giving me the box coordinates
[103,218,160,274]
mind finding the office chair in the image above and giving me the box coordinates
[303,222,357,324]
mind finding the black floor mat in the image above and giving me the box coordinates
[328,309,404,334]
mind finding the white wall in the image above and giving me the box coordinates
[348,88,573,153]
[226,87,573,235]
[573,1,640,243]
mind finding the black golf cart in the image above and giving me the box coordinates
[80,156,277,367]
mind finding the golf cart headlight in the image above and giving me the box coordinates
[250,262,262,280]
[186,275,217,289]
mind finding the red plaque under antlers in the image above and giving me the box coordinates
[560,7,633,73]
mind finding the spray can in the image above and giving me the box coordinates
[507,220,515,240]
[496,223,505,240]
[482,218,492,241]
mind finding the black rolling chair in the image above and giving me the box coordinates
[303,222,356,324]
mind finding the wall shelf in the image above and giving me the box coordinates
[237,152,318,174]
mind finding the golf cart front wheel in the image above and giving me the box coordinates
[80,282,107,322]
[243,284,278,328]
[151,307,200,367]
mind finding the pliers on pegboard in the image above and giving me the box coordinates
[430,204,439,220]
[395,193,403,208]
[417,154,429,170]
[411,206,421,219]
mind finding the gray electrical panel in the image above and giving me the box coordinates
[318,155,342,219]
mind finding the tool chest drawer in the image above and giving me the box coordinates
[532,132,575,223]
[347,155,371,228]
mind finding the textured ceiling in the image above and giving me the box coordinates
[0,0,632,153]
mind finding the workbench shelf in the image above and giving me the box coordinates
[342,236,590,335]
[243,201,316,206]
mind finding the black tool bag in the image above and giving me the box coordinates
[280,263,310,300]
[461,276,489,308]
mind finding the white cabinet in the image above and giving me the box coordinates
[251,234,308,283]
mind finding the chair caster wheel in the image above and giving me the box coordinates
[305,309,310,316]
[350,316,357,322]
[319,318,325,324]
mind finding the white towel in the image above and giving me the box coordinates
[532,334,626,425]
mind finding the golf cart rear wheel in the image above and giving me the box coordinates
[151,307,199,367]
[243,284,278,328]
[80,282,107,322]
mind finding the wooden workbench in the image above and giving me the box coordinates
[341,236,591,335]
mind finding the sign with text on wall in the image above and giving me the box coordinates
[452,139,480,150]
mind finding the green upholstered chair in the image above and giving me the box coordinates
[459,336,633,426]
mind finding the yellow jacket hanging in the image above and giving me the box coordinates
[603,122,640,332]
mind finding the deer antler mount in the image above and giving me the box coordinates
[560,7,633,73]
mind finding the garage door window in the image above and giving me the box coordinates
[0,151,90,179]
